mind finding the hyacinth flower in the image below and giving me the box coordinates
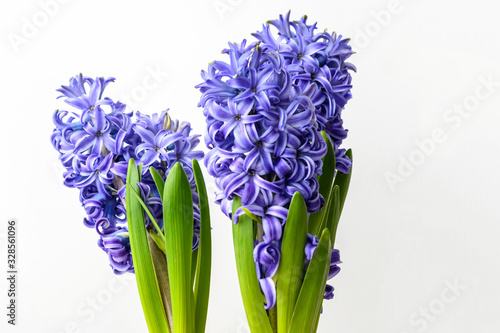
[197,12,354,332]
[51,74,211,333]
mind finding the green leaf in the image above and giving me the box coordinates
[318,185,340,241]
[126,159,170,333]
[288,229,332,333]
[192,159,212,333]
[269,304,278,333]
[232,197,273,333]
[308,131,336,236]
[163,162,194,333]
[191,248,198,288]
[127,183,165,242]
[149,231,166,255]
[242,207,262,223]
[147,233,173,331]
[326,186,341,247]
[149,167,165,201]
[138,163,143,179]
[333,149,353,215]
[277,192,308,333]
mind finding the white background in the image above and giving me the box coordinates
[1,0,499,332]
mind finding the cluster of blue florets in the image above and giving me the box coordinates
[197,12,354,308]
[51,74,203,274]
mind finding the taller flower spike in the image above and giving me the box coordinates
[197,12,354,309]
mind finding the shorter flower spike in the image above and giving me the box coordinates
[51,74,204,274]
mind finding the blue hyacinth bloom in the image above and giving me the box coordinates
[197,12,353,308]
[51,74,204,274]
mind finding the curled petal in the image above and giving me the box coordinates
[262,216,282,243]
[324,284,334,300]
[258,277,277,310]
[305,233,319,260]
[253,242,280,278]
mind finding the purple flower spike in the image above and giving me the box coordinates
[51,74,204,274]
[197,12,354,309]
